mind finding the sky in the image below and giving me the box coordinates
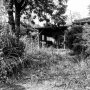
[66,0,90,18]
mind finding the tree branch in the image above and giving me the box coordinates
[21,0,28,10]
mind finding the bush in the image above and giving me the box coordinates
[66,25,85,55]
[0,28,25,83]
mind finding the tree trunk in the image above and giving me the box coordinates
[14,0,27,42]
[8,10,15,35]
[15,8,20,42]
[4,0,15,34]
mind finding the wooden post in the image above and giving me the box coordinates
[38,31,40,49]
[63,30,66,49]
[63,34,66,49]
[44,35,47,47]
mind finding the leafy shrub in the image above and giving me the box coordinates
[66,25,83,50]
[0,26,25,83]
[66,25,86,59]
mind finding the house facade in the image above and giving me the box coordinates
[38,26,67,48]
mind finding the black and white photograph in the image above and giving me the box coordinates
[0,0,90,90]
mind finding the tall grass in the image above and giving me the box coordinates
[0,31,89,90]
[0,24,25,83]
[20,35,90,90]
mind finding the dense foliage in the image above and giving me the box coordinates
[0,0,68,83]
[82,24,90,58]
[0,24,25,83]
[3,0,67,40]
[66,25,84,55]
[26,0,67,26]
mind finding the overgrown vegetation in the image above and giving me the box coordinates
[0,26,90,90]
[0,23,25,83]
[1,0,90,90]
[66,25,84,54]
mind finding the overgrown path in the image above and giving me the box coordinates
[1,52,90,90]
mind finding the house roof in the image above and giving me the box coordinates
[73,17,90,24]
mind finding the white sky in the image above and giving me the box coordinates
[66,0,90,18]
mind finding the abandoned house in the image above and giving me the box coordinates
[20,22,68,48]
[73,17,90,33]
[37,26,68,48]
[73,17,90,26]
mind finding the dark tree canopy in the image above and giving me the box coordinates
[66,25,84,54]
[24,0,67,26]
[3,0,68,40]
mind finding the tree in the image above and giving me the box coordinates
[0,0,68,81]
[66,25,84,54]
[26,0,67,27]
[3,0,28,42]
[82,24,90,57]
[3,0,67,41]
